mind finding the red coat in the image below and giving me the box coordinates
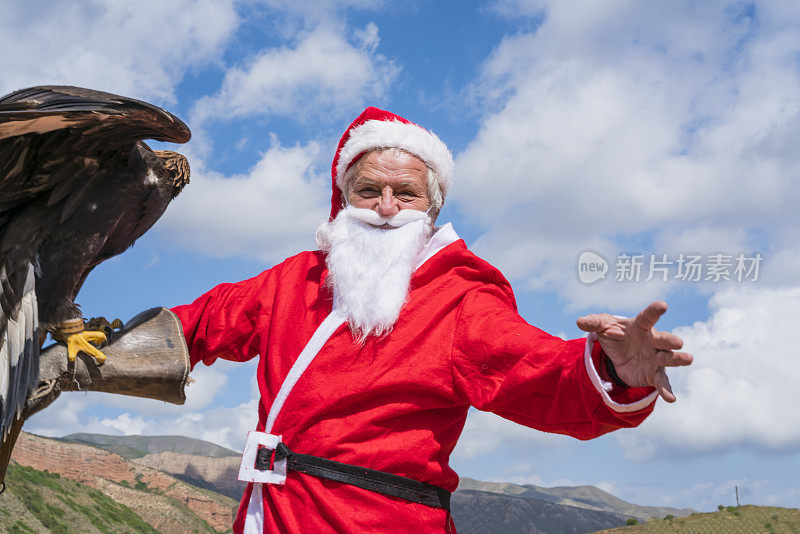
[171,226,656,533]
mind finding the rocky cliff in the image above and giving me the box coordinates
[133,451,245,500]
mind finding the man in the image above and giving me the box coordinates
[172,107,693,533]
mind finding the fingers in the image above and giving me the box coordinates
[577,313,603,332]
[653,367,676,403]
[576,313,607,333]
[634,301,668,331]
[654,350,693,367]
[652,331,683,350]
[672,351,693,366]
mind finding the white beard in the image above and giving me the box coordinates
[316,207,432,341]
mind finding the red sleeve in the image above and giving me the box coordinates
[588,337,659,407]
[170,265,280,369]
[451,285,657,440]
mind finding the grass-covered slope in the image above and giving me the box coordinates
[0,463,157,534]
[597,505,800,533]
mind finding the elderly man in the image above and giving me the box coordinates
[172,107,693,533]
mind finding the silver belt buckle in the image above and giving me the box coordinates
[238,430,287,484]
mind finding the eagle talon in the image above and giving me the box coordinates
[65,330,108,364]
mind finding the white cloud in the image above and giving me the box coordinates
[191,24,398,125]
[617,284,800,459]
[73,399,258,452]
[26,389,259,453]
[152,398,259,451]
[452,408,571,460]
[27,355,245,427]
[236,0,384,44]
[468,222,762,312]
[491,0,547,18]
[100,413,149,435]
[26,396,93,437]
[156,136,330,262]
[73,364,231,417]
[25,359,258,452]
[254,0,383,22]
[452,1,800,309]
[0,0,238,102]
[0,1,394,265]
[666,478,771,510]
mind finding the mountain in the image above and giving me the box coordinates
[59,433,239,459]
[7,432,238,533]
[5,431,698,534]
[457,477,693,521]
[128,449,633,532]
[451,490,628,534]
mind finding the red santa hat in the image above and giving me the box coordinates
[330,106,454,219]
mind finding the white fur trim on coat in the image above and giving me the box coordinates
[584,331,658,413]
[335,119,454,196]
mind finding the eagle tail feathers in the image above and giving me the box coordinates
[0,263,39,444]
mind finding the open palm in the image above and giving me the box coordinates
[577,301,693,403]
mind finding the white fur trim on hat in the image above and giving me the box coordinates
[335,119,454,196]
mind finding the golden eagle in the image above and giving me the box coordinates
[0,86,190,481]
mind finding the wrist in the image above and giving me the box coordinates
[603,355,629,388]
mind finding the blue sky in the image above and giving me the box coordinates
[3,0,800,512]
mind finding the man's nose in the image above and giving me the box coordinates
[376,186,400,217]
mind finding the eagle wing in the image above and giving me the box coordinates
[0,85,190,441]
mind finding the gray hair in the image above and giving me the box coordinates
[342,147,444,218]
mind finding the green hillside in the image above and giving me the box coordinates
[597,505,800,533]
[0,463,158,534]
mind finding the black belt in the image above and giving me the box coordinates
[255,443,451,511]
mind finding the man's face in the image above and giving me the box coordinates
[344,150,431,222]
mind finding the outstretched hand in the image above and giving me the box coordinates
[576,301,693,403]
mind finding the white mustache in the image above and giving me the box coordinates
[345,207,430,227]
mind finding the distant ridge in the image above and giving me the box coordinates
[59,432,240,459]
[457,477,694,521]
[11,432,699,534]
[451,489,628,533]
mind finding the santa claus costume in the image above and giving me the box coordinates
[171,107,658,533]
